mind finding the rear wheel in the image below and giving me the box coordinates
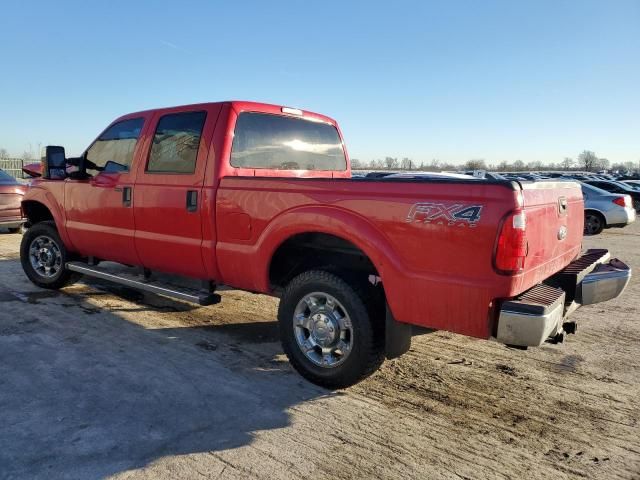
[20,221,81,289]
[278,270,384,389]
[584,211,605,236]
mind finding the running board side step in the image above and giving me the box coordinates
[66,262,221,306]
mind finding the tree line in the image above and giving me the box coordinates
[2,146,637,173]
[352,151,639,173]
[0,148,34,161]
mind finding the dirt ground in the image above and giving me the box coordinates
[0,222,638,480]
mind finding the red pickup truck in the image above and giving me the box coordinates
[19,101,631,387]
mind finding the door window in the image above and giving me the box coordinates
[146,111,207,174]
[85,118,144,173]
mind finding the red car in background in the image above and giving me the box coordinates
[0,169,27,233]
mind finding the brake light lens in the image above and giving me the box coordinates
[495,210,527,274]
[613,196,631,208]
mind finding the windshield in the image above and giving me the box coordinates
[0,169,17,184]
[614,181,637,191]
[581,182,611,196]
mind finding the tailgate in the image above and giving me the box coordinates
[517,180,583,291]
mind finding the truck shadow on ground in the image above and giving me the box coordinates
[0,259,327,479]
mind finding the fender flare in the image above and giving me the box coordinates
[21,187,75,250]
[254,205,410,320]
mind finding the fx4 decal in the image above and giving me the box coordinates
[406,202,483,227]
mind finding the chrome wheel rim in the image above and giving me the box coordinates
[29,235,63,278]
[293,292,353,368]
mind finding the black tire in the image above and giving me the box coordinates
[584,211,605,236]
[20,221,81,289]
[278,270,384,389]
[633,199,640,213]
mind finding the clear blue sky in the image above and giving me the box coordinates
[1,0,638,165]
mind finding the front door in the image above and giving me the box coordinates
[65,116,150,265]
[133,106,219,279]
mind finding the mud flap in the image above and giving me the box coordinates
[385,303,412,359]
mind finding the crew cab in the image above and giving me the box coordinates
[19,101,631,388]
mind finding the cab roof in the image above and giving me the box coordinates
[117,101,338,126]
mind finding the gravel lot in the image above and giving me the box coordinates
[0,222,638,480]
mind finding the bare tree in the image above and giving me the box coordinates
[400,157,412,170]
[0,148,8,159]
[384,157,398,169]
[21,151,33,161]
[512,160,525,171]
[464,159,487,170]
[495,161,509,171]
[560,157,574,170]
[350,158,363,169]
[597,158,610,171]
[527,160,543,171]
[578,150,598,171]
[370,159,384,169]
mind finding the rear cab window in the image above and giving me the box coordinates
[230,112,346,171]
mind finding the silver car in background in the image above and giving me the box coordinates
[581,182,636,235]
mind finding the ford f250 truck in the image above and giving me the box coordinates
[19,101,631,388]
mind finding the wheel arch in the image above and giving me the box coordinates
[21,187,74,250]
[22,200,54,225]
[259,206,405,293]
[584,208,607,225]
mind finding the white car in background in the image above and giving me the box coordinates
[581,182,636,235]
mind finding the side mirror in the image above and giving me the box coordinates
[42,146,67,180]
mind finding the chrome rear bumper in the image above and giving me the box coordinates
[496,250,631,347]
[578,259,631,306]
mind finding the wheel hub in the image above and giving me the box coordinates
[29,235,62,279]
[293,292,353,368]
[38,248,53,265]
[310,312,338,346]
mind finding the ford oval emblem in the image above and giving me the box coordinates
[558,225,568,240]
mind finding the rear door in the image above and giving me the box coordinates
[133,105,220,279]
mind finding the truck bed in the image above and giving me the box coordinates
[215,176,583,339]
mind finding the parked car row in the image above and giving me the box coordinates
[458,169,638,236]
[4,164,637,239]
[580,182,636,235]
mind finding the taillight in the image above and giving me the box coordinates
[613,196,631,208]
[495,210,527,274]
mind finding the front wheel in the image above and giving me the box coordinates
[278,270,384,389]
[20,221,81,289]
[584,212,605,236]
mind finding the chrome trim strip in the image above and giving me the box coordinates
[66,262,217,305]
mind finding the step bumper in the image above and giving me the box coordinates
[496,250,631,347]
